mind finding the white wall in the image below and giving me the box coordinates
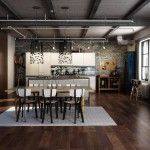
[7,34,15,89]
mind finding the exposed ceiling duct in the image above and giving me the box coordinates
[117,35,129,45]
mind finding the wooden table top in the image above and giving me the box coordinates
[5,86,93,94]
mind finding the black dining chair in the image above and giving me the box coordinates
[16,88,38,122]
[41,89,58,123]
[63,89,85,124]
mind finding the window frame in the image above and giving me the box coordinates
[141,40,150,80]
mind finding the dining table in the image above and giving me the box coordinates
[5,86,93,121]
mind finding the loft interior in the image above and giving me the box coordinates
[0,0,150,150]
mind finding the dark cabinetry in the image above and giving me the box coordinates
[97,76,120,92]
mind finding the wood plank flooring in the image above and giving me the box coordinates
[0,93,150,150]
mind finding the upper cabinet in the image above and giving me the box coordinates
[50,53,59,65]
[26,52,96,75]
[26,52,39,75]
[39,53,51,75]
[83,53,95,66]
[72,53,84,66]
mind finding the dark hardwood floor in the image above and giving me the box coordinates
[0,93,150,150]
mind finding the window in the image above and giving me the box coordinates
[140,40,150,80]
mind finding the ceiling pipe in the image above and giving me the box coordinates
[3,26,26,38]
[1,27,116,30]
[0,19,135,26]
[17,37,107,40]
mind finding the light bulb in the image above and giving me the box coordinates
[103,46,106,50]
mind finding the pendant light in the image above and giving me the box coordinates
[30,6,44,64]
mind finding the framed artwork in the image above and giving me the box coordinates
[100,60,116,71]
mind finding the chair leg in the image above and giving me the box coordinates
[42,103,46,123]
[27,104,30,112]
[63,103,67,120]
[55,102,58,118]
[40,103,43,119]
[60,98,63,113]
[77,104,80,118]
[49,103,53,123]
[80,103,84,123]
[47,104,49,114]
[16,102,21,122]
[35,103,38,118]
[69,104,71,110]
[21,103,24,117]
[74,104,77,124]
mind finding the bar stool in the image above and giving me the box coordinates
[71,84,76,87]
[130,79,141,101]
[47,84,51,88]
[52,84,56,88]
[41,89,58,123]
[39,84,43,87]
[34,84,39,87]
[29,84,33,87]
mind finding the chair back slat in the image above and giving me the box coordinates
[69,89,75,97]
[43,89,51,98]
[75,89,82,98]
[18,89,31,97]
[82,89,85,96]
[52,89,57,97]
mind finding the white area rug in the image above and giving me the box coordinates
[0,107,117,126]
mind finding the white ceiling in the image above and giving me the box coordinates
[109,26,145,36]
[86,26,112,37]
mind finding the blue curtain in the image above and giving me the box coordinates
[125,52,136,93]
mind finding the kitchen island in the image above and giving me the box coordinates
[26,76,94,89]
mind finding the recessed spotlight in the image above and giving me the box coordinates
[32,6,40,9]
[61,6,69,10]
[50,10,54,13]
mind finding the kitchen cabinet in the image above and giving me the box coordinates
[96,76,120,92]
[83,53,95,66]
[39,53,51,75]
[26,52,39,75]
[50,53,59,65]
[72,53,83,66]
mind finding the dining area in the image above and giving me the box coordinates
[15,84,88,124]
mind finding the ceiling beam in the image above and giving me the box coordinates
[0,0,36,36]
[103,0,150,37]
[124,0,150,18]
[0,0,20,19]
[0,19,140,26]
[81,0,102,37]
[40,0,61,37]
